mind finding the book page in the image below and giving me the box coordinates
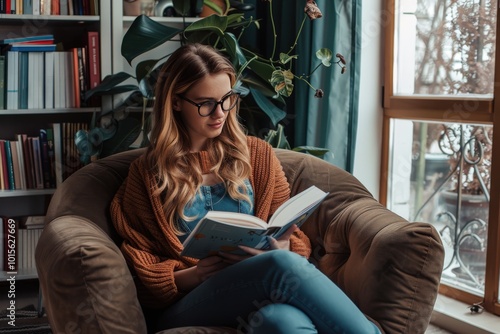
[202,211,267,229]
[268,185,328,227]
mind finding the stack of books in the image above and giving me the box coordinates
[0,34,56,52]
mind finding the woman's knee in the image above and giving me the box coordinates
[253,250,308,271]
[247,303,317,334]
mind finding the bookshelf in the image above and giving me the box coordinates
[0,1,112,283]
[0,0,194,298]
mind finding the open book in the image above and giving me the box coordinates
[181,185,328,259]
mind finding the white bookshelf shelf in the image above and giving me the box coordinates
[0,189,56,198]
[0,107,101,115]
[0,14,100,22]
[122,15,198,24]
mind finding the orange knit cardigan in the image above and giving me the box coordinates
[111,136,312,308]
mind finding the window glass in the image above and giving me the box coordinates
[394,0,497,96]
[388,119,493,295]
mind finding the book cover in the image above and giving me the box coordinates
[52,123,63,186]
[27,52,37,109]
[9,44,56,52]
[59,0,68,15]
[39,129,51,188]
[22,0,32,14]
[64,51,75,107]
[9,141,22,190]
[181,186,328,259]
[71,48,80,108]
[31,136,44,189]
[0,140,7,190]
[0,55,5,109]
[51,0,59,14]
[6,51,19,110]
[18,51,28,109]
[15,134,27,190]
[76,47,87,106]
[20,133,34,189]
[41,0,51,15]
[44,51,55,109]
[0,34,53,44]
[87,31,100,89]
[45,128,56,188]
[3,140,15,190]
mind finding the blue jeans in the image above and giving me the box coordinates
[156,250,381,334]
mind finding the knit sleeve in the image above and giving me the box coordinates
[110,158,194,308]
[247,137,312,258]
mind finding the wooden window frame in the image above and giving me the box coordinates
[381,0,500,315]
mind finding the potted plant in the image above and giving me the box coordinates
[76,0,345,163]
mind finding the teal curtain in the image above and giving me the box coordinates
[241,0,362,172]
[294,0,362,172]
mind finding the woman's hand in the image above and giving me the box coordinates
[236,224,299,257]
[197,255,231,281]
[174,255,229,292]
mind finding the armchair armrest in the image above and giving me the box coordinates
[35,216,147,334]
[274,149,444,334]
[323,199,444,333]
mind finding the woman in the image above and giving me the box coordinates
[111,43,380,333]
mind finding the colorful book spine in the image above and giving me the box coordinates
[0,55,5,109]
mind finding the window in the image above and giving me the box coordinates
[383,0,500,314]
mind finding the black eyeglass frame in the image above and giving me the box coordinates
[177,91,240,117]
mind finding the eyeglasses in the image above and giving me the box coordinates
[178,91,240,117]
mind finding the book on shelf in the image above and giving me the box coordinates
[87,31,100,89]
[1,140,16,190]
[18,51,28,109]
[1,45,96,109]
[180,185,329,259]
[0,122,86,191]
[44,51,55,108]
[0,35,54,45]
[5,51,19,110]
[0,140,8,190]
[0,55,5,109]
[0,1,98,15]
[8,44,57,52]
[9,141,22,190]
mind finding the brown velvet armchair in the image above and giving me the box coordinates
[36,148,444,334]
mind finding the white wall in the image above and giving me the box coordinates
[353,0,384,200]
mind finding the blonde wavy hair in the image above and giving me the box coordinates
[146,43,252,235]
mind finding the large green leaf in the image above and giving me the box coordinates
[246,58,275,82]
[222,32,247,69]
[242,71,284,103]
[122,15,182,65]
[184,14,229,37]
[249,87,286,126]
[84,72,138,100]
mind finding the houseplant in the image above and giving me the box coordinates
[77,0,344,163]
